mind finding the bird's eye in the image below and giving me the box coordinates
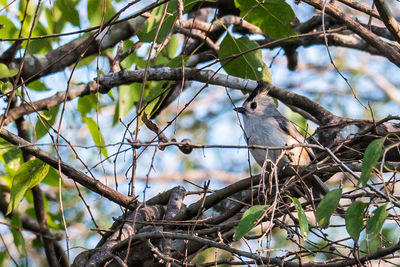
[250,102,257,109]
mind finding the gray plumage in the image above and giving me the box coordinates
[234,81,328,195]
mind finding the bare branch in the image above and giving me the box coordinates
[373,0,400,43]
[302,0,400,67]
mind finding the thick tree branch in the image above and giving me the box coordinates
[98,67,341,124]
[2,68,339,125]
[86,205,166,266]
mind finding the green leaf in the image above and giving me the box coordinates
[120,40,138,69]
[10,214,26,257]
[138,0,177,43]
[87,0,115,26]
[45,6,66,34]
[234,0,297,39]
[358,138,385,187]
[0,15,19,38]
[145,81,175,118]
[167,34,179,58]
[46,211,64,230]
[32,237,43,249]
[360,236,381,255]
[138,0,204,43]
[345,201,368,241]
[167,55,190,68]
[382,227,397,247]
[0,81,12,95]
[19,0,36,21]
[34,105,60,140]
[219,34,272,82]
[55,0,80,27]
[42,167,62,187]
[7,159,50,214]
[78,94,98,116]
[112,84,141,125]
[316,188,342,227]
[366,204,388,238]
[288,196,308,238]
[0,139,23,177]
[76,54,97,68]
[27,79,49,91]
[0,63,18,79]
[234,205,269,241]
[82,116,108,159]
[0,251,7,266]
[27,23,53,54]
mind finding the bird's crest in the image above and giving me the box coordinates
[245,80,271,103]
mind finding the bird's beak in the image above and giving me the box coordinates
[233,107,246,114]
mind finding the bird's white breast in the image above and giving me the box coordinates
[243,116,287,166]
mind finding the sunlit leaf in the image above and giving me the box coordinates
[138,0,177,43]
[78,94,98,116]
[234,0,297,39]
[7,159,50,214]
[219,34,271,82]
[28,23,53,54]
[34,105,60,140]
[82,116,108,159]
[55,0,80,27]
[0,63,18,79]
[27,79,48,91]
[46,211,64,230]
[112,83,141,125]
[42,167,62,187]
[0,139,23,177]
[0,15,19,38]
[167,34,179,58]
[145,81,174,118]
[87,0,115,26]
[0,81,12,95]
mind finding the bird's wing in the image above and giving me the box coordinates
[274,116,329,195]
[273,116,315,160]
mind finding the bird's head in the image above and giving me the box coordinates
[233,81,276,117]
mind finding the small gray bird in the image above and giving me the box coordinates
[234,81,328,195]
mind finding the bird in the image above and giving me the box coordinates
[234,81,328,195]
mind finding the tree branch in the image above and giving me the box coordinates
[98,67,341,124]
[302,0,400,67]
[0,128,137,209]
[373,0,400,43]
[337,0,380,19]
[9,15,147,83]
